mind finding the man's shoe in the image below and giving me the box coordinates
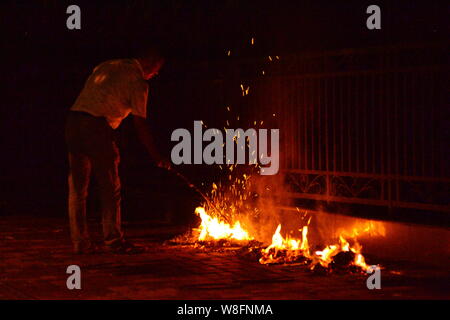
[104,240,146,254]
[73,241,98,254]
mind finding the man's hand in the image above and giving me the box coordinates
[157,159,172,171]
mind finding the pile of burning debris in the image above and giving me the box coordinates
[166,98,382,275]
[198,209,373,274]
[169,198,383,275]
[164,37,385,276]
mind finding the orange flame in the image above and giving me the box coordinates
[259,224,310,264]
[195,207,252,241]
[312,228,374,271]
[259,219,383,271]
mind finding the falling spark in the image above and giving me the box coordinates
[240,84,250,96]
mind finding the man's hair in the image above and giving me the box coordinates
[135,45,165,64]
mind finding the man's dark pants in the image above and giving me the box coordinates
[65,111,123,247]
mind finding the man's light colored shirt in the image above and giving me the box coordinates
[71,59,148,129]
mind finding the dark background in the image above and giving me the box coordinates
[0,0,448,222]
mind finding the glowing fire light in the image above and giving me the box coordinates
[259,224,310,264]
[258,220,379,272]
[312,232,371,271]
[195,207,252,241]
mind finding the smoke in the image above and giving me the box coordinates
[245,173,308,243]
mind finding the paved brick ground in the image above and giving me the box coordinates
[0,216,448,299]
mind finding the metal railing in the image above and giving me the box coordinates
[251,43,449,212]
[158,42,449,213]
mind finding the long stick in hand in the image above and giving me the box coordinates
[168,168,223,216]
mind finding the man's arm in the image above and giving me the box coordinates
[133,115,171,169]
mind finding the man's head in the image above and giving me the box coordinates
[135,47,165,80]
